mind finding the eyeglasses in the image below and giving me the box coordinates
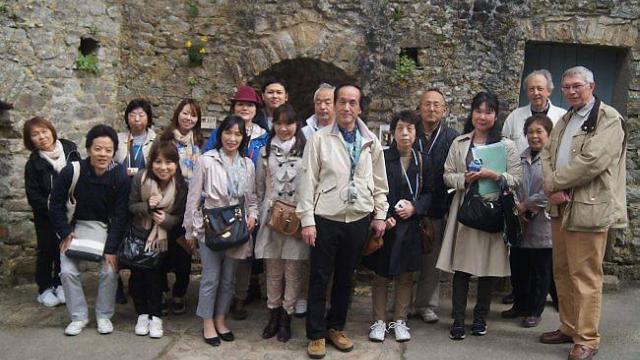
[422,102,445,110]
[561,83,588,92]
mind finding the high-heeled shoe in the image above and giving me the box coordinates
[203,329,220,346]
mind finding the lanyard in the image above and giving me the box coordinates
[419,124,442,155]
[399,148,419,202]
[128,142,144,168]
[341,130,362,181]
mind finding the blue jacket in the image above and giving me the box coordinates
[204,129,269,167]
[49,159,130,254]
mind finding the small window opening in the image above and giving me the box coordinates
[79,37,99,56]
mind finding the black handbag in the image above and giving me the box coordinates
[457,183,504,233]
[117,225,163,270]
[203,199,250,251]
[499,179,524,246]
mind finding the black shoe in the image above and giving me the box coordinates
[219,331,234,342]
[501,292,515,304]
[203,330,220,347]
[449,321,466,340]
[172,296,186,315]
[470,318,487,336]
[277,311,292,342]
[500,307,524,319]
[262,307,282,339]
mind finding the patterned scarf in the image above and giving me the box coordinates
[220,149,249,202]
[140,170,177,252]
[39,140,66,173]
[173,129,196,180]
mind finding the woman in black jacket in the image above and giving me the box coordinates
[363,110,431,343]
[23,116,81,308]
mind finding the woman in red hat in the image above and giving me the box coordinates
[204,86,270,321]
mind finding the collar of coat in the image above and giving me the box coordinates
[328,117,376,148]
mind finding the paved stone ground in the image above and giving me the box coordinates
[0,274,638,360]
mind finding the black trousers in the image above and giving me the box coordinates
[130,267,163,317]
[452,271,494,322]
[34,220,61,293]
[162,226,192,297]
[306,215,369,340]
[511,247,553,317]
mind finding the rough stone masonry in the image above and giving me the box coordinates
[0,0,639,286]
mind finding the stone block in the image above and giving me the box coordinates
[603,275,620,292]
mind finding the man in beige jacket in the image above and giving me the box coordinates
[297,84,388,359]
[540,66,627,360]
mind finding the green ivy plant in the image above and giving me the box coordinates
[75,53,99,75]
[392,54,417,83]
[186,0,198,17]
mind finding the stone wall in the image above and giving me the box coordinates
[0,0,639,286]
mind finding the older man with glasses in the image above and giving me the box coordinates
[539,66,627,360]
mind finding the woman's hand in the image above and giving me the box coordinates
[395,201,416,220]
[152,210,166,225]
[148,195,162,209]
[384,217,397,230]
[60,233,74,253]
[517,202,528,215]
[247,217,257,233]
[465,169,500,184]
[548,191,570,205]
[104,254,118,272]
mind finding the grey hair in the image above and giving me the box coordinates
[525,69,555,92]
[313,83,336,102]
[562,66,595,84]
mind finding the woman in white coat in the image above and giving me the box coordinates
[436,92,522,340]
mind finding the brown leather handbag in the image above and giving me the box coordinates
[267,199,302,237]
[362,232,384,256]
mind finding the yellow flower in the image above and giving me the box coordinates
[201,36,208,43]
[199,48,205,54]
[185,40,192,48]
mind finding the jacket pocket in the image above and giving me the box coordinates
[314,184,337,212]
[566,198,613,231]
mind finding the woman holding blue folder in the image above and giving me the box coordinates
[436,92,522,340]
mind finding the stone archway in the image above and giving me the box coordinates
[249,58,355,121]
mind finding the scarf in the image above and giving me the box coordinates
[39,140,66,173]
[220,150,249,201]
[140,171,177,252]
[173,129,196,179]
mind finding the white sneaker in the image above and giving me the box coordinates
[148,316,163,338]
[97,318,114,334]
[419,308,439,323]
[295,299,307,316]
[389,320,411,342]
[55,285,66,304]
[37,288,60,307]
[368,320,387,342]
[64,319,89,336]
[135,314,150,336]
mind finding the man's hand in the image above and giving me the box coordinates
[548,191,570,205]
[301,226,317,247]
[370,219,386,239]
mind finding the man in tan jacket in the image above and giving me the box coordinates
[540,66,627,360]
[297,84,388,359]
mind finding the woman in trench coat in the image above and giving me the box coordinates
[436,92,522,340]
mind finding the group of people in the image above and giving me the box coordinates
[23,65,625,360]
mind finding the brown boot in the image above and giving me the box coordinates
[231,299,248,320]
[277,311,291,342]
[568,344,598,360]
[326,328,354,352]
[262,307,281,339]
[307,339,326,359]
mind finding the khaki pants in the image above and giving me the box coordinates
[372,273,414,321]
[265,259,303,314]
[551,218,607,348]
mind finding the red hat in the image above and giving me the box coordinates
[231,86,262,105]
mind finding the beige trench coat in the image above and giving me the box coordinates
[436,133,522,277]
[254,141,310,260]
